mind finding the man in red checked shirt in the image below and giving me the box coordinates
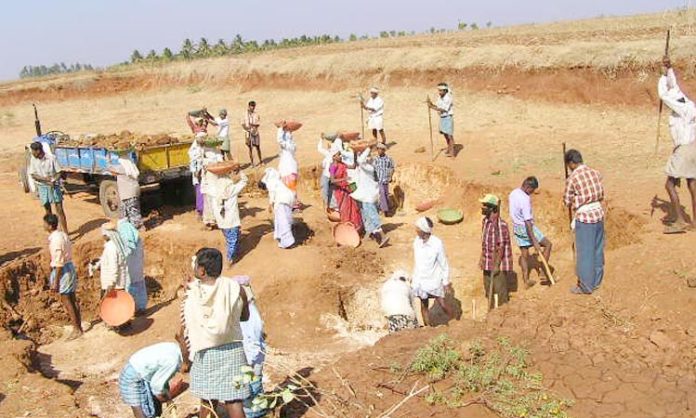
[563,149,605,295]
[479,194,513,309]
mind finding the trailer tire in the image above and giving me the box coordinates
[99,180,120,218]
[18,151,30,193]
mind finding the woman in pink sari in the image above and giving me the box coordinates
[329,149,363,232]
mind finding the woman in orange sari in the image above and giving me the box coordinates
[329,149,363,232]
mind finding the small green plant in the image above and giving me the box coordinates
[407,335,573,418]
[231,366,305,415]
[409,335,461,381]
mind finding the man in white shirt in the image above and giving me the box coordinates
[508,176,553,287]
[29,142,68,233]
[209,109,231,161]
[659,56,696,233]
[361,87,386,144]
[213,168,248,266]
[411,216,454,326]
[44,214,83,339]
[427,83,455,157]
[380,270,418,333]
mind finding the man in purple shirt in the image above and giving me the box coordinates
[508,176,553,287]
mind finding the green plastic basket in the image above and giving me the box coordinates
[437,208,463,225]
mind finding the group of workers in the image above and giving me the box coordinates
[24,58,696,417]
[379,148,606,332]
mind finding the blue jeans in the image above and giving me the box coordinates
[575,221,605,293]
[221,227,241,262]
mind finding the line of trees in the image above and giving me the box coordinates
[128,33,347,64]
[19,63,96,79]
[127,21,494,64]
[18,19,495,77]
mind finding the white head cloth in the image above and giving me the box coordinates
[415,216,433,234]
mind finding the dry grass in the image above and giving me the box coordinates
[2,8,695,96]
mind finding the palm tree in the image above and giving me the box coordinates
[146,50,158,61]
[197,38,211,57]
[213,38,228,56]
[232,34,244,53]
[162,47,174,61]
[130,50,143,63]
[181,38,194,60]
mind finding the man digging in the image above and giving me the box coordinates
[563,149,606,294]
[508,176,553,287]
[479,194,512,308]
[658,56,696,233]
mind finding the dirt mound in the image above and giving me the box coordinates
[0,328,81,416]
[393,162,645,250]
[59,130,190,149]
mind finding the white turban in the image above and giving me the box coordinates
[370,87,379,94]
[415,216,433,234]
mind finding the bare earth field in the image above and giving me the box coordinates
[2,9,696,418]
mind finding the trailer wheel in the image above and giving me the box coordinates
[18,151,30,193]
[99,180,120,218]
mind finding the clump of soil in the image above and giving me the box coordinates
[59,130,192,149]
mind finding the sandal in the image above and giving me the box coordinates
[664,224,688,234]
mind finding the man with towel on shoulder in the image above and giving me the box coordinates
[411,216,455,326]
[361,87,387,144]
[183,248,250,418]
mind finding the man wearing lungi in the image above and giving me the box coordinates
[427,82,455,157]
[29,142,68,233]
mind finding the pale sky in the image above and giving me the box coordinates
[0,0,684,81]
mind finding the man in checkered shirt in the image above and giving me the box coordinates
[563,149,605,294]
[479,194,512,308]
[373,143,395,215]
